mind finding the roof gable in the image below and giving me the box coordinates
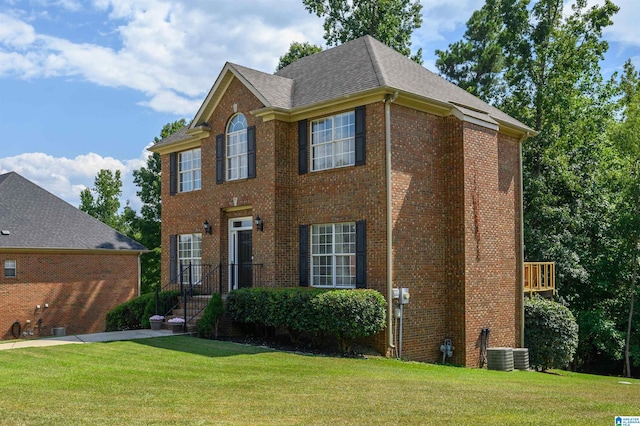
[0,172,146,252]
[153,35,532,153]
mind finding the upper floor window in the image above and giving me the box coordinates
[227,114,248,181]
[4,260,16,278]
[311,223,356,288]
[178,148,201,192]
[311,111,355,171]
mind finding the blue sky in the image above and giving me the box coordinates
[1,0,639,210]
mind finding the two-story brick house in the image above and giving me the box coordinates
[150,36,533,366]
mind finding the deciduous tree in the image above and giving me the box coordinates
[303,0,423,63]
[276,41,323,71]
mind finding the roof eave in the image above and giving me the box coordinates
[0,247,149,254]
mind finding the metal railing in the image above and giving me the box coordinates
[155,262,263,331]
[524,262,555,296]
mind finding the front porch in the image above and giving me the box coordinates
[155,262,263,331]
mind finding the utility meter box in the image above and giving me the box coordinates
[399,288,410,304]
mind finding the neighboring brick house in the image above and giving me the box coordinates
[0,172,147,339]
[150,36,533,366]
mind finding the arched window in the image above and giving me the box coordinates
[226,114,248,180]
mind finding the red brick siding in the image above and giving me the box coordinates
[459,124,522,367]
[0,252,139,339]
[158,80,523,366]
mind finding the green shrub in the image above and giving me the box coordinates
[312,289,387,353]
[105,293,154,331]
[141,290,180,328]
[105,291,180,331]
[525,296,579,371]
[198,293,224,339]
[226,287,386,353]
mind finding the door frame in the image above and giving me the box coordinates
[228,217,253,291]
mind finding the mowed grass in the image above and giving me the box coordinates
[0,337,638,425]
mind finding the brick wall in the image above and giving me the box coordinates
[158,77,523,366]
[0,251,139,339]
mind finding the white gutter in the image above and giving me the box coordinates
[385,92,398,355]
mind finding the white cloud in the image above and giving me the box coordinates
[0,13,37,46]
[0,1,324,116]
[0,150,149,210]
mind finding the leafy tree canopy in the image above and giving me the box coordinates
[276,41,323,71]
[303,0,423,63]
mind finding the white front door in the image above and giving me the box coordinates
[228,217,253,291]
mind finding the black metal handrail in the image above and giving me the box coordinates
[155,262,263,332]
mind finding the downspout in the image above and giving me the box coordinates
[138,253,142,297]
[385,92,398,356]
[519,134,528,347]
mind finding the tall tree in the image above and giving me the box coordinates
[610,91,640,377]
[435,0,510,101]
[80,169,125,232]
[129,119,187,293]
[276,41,323,71]
[303,0,423,63]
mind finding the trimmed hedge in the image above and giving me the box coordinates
[312,289,386,353]
[198,293,224,339]
[525,296,579,371]
[226,287,386,353]
[105,290,179,331]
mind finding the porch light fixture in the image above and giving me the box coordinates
[255,216,264,232]
[203,220,212,235]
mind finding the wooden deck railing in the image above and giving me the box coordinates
[524,262,555,296]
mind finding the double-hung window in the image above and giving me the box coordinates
[177,234,202,284]
[226,114,248,180]
[178,148,201,192]
[311,111,355,171]
[4,260,16,278]
[311,223,356,288]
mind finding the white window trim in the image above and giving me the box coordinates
[227,114,248,181]
[4,260,16,278]
[311,111,355,172]
[177,234,202,284]
[310,222,356,288]
[178,148,201,192]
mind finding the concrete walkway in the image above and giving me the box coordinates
[0,329,180,351]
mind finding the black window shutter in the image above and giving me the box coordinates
[298,119,308,175]
[216,134,224,184]
[356,220,366,288]
[169,153,177,195]
[247,125,256,179]
[169,235,177,283]
[355,105,366,166]
[299,225,309,287]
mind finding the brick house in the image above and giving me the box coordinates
[150,36,533,366]
[0,172,147,339]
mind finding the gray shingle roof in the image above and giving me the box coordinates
[274,36,529,131]
[155,35,532,152]
[0,172,147,251]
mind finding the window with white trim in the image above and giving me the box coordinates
[178,148,201,192]
[227,114,248,180]
[311,111,355,171]
[4,260,16,278]
[311,223,356,288]
[178,234,202,284]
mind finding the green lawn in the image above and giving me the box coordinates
[0,337,638,425]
